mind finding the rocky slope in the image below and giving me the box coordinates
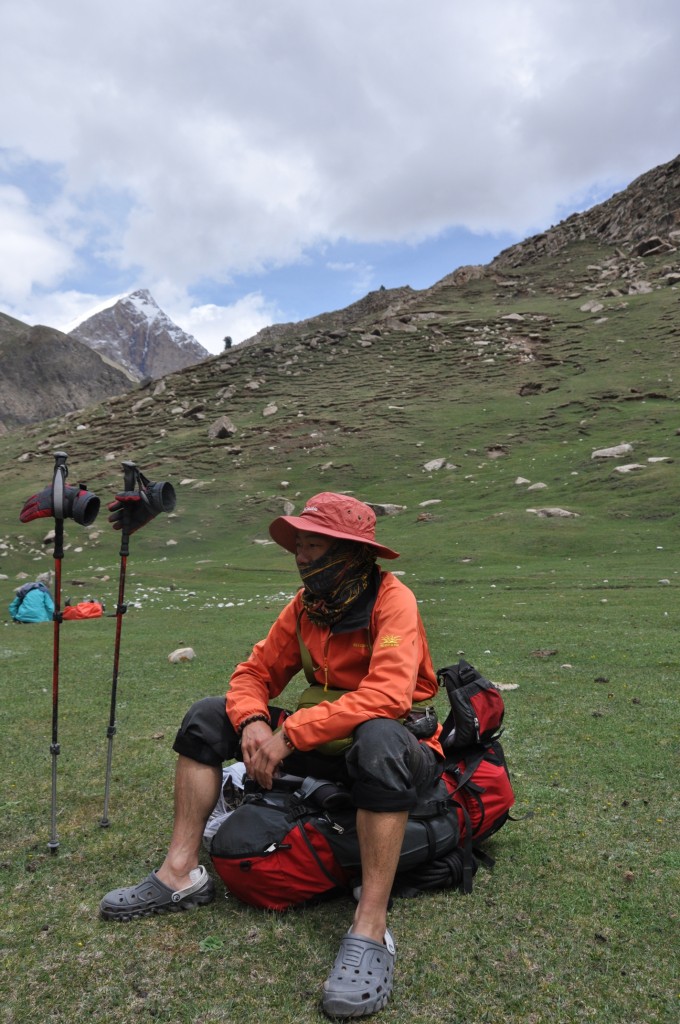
[0,316,135,434]
[491,154,680,268]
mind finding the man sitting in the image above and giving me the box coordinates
[100,492,444,1019]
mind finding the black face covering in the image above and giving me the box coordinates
[299,541,377,626]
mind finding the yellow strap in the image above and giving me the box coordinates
[296,612,319,686]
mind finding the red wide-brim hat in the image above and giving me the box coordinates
[269,492,400,560]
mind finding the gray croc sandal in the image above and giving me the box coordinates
[322,929,396,1019]
[99,866,215,921]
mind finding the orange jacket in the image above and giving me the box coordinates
[226,570,443,757]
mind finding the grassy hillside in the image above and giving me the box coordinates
[1,236,678,588]
[0,226,678,1023]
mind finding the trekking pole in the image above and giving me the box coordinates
[48,451,68,854]
[19,457,101,853]
[100,461,176,827]
[100,461,135,828]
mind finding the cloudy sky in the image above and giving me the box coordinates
[1,0,679,354]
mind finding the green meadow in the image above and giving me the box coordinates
[1,237,679,1022]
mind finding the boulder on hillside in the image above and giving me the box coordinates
[592,443,633,459]
[528,507,580,518]
[366,503,405,516]
[634,236,673,256]
[208,415,237,439]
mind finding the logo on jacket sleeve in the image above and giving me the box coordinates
[379,634,402,648]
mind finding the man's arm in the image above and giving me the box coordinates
[225,598,302,733]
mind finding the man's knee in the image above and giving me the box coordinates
[346,719,437,812]
[172,696,237,766]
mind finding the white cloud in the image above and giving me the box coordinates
[0,186,73,302]
[326,261,375,299]
[167,293,283,353]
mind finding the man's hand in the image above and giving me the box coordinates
[241,721,290,789]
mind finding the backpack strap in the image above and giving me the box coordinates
[445,745,490,894]
[297,613,319,686]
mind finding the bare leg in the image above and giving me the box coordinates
[155,755,221,891]
[352,808,408,942]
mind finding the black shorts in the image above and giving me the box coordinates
[173,696,441,813]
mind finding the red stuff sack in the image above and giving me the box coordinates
[442,742,515,845]
[437,659,505,752]
[62,601,104,620]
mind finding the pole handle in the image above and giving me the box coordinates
[52,452,68,558]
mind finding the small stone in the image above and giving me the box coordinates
[168,647,195,663]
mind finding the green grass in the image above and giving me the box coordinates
[1,232,679,1022]
[1,550,678,1024]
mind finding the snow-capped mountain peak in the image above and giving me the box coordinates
[68,289,210,379]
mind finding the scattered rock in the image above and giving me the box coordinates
[531,507,580,518]
[262,403,278,417]
[367,503,406,516]
[591,443,633,459]
[131,396,154,414]
[208,415,237,439]
[527,482,547,491]
[634,236,672,256]
[627,280,654,294]
[614,463,645,473]
[168,647,195,663]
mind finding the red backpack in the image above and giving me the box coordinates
[436,659,514,892]
[210,659,514,908]
[210,773,459,911]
